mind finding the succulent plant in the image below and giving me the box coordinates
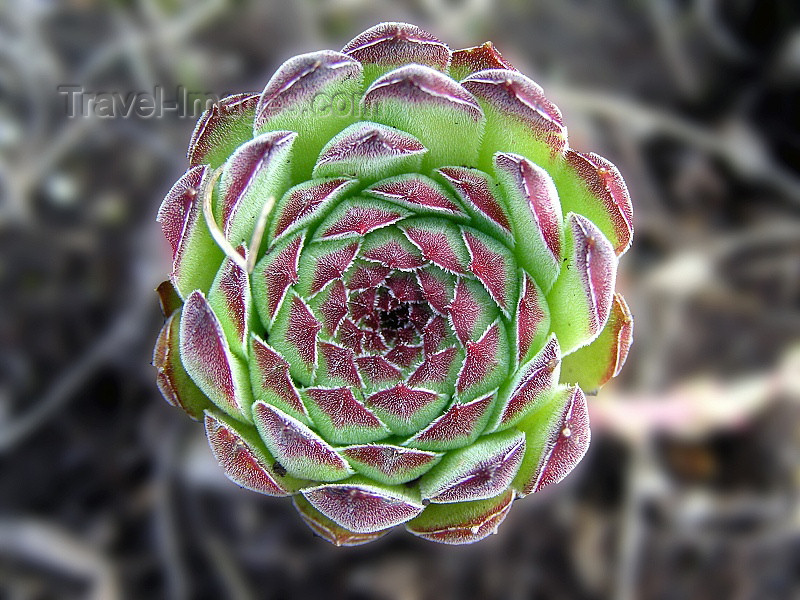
[154,22,633,545]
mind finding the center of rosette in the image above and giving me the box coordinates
[367,284,431,348]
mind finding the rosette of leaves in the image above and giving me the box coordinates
[154,22,634,546]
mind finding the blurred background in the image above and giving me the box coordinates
[1,0,799,598]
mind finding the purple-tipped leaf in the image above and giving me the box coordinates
[153,311,211,419]
[462,68,567,165]
[437,167,512,241]
[363,64,484,168]
[514,385,590,496]
[302,387,389,445]
[205,410,303,496]
[157,165,223,298]
[360,226,426,270]
[455,321,509,402]
[253,402,353,481]
[419,429,525,503]
[179,292,253,421]
[342,444,442,485]
[296,238,360,296]
[562,150,634,256]
[366,174,466,217]
[404,393,494,452]
[188,94,259,169]
[267,293,322,385]
[316,197,409,239]
[486,335,560,432]
[218,130,296,249]
[207,245,251,357]
[249,334,309,423]
[252,229,304,326]
[302,478,425,534]
[407,346,464,395]
[342,22,451,82]
[316,342,363,388]
[402,218,470,274]
[254,51,364,179]
[293,495,390,546]
[446,278,500,345]
[461,227,519,316]
[356,355,402,389]
[450,42,517,80]
[494,152,563,291]
[406,489,514,544]
[547,213,618,354]
[313,122,427,183]
[255,50,362,129]
[308,279,348,336]
[365,384,448,437]
[416,267,455,316]
[269,177,358,243]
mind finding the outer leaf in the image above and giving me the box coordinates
[179,291,253,422]
[462,68,567,171]
[157,166,223,298]
[254,51,363,180]
[293,495,390,546]
[560,293,633,392]
[450,42,516,81]
[204,409,305,496]
[406,489,514,544]
[188,93,259,169]
[153,310,211,420]
[555,150,634,256]
[342,22,451,85]
[252,402,354,482]
[547,213,618,354]
[302,477,425,533]
[418,429,525,503]
[362,64,484,169]
[217,130,296,249]
[155,280,182,318]
[493,152,563,292]
[513,385,590,496]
